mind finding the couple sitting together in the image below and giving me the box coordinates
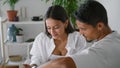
[24,0,120,68]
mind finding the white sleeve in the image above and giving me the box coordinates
[76,34,87,50]
[74,32,87,52]
[70,47,107,68]
[67,32,87,55]
[30,32,45,66]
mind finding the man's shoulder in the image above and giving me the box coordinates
[92,31,120,49]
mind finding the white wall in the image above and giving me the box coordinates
[1,0,52,20]
[1,0,120,33]
[97,0,120,33]
[0,0,52,41]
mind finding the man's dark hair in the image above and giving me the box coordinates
[74,0,108,27]
[45,5,74,38]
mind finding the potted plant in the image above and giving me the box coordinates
[3,0,19,21]
[15,27,24,43]
[41,0,86,29]
[15,27,23,36]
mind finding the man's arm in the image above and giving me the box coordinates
[39,57,76,68]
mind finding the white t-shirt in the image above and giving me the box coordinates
[70,31,120,68]
[30,31,87,66]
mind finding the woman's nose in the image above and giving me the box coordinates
[50,28,55,34]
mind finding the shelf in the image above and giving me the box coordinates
[5,42,33,62]
[0,19,44,66]
[7,58,25,66]
[5,42,33,46]
[2,20,44,43]
[4,21,44,24]
[2,58,25,68]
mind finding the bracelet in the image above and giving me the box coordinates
[31,66,37,68]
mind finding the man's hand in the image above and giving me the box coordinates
[23,64,31,68]
[39,57,76,68]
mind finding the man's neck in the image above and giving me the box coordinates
[97,26,112,41]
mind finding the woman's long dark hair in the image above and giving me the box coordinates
[45,5,75,38]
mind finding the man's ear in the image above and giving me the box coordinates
[97,22,104,31]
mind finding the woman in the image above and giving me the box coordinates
[24,5,86,68]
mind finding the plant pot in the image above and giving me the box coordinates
[7,10,17,21]
[16,35,24,43]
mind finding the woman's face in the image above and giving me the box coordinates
[46,18,67,39]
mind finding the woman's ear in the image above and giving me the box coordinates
[65,20,69,28]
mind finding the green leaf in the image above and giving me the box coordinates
[2,0,19,10]
[41,0,86,29]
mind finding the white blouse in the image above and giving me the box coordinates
[30,31,87,66]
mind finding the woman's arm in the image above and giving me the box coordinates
[30,33,46,66]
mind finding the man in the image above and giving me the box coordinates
[40,0,120,68]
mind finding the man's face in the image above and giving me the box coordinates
[76,20,100,41]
